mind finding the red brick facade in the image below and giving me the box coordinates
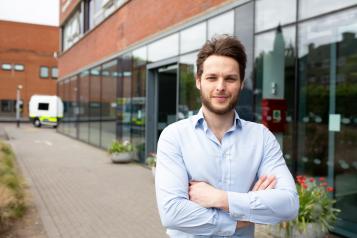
[0,20,59,118]
[59,0,232,77]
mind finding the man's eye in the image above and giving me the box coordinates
[206,76,216,80]
[226,77,238,81]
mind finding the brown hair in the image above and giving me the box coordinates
[196,35,246,81]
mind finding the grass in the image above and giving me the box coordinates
[0,141,26,232]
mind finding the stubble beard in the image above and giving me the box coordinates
[200,90,239,115]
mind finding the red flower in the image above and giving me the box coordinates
[302,183,308,189]
[296,175,306,185]
[327,187,334,192]
[309,178,315,182]
[321,182,328,187]
[319,177,326,182]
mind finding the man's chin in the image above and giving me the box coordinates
[205,105,234,115]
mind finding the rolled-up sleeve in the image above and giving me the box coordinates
[155,125,237,236]
[227,127,299,224]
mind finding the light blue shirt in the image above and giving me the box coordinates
[155,109,299,237]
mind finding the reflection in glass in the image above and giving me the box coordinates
[132,55,146,162]
[298,8,357,235]
[180,22,206,54]
[63,80,70,135]
[133,46,147,66]
[255,0,296,33]
[117,54,132,143]
[179,53,200,120]
[255,26,296,169]
[57,81,64,133]
[68,77,78,138]
[101,60,117,149]
[208,10,234,39]
[89,66,101,146]
[78,70,90,142]
[299,0,357,20]
[148,34,178,62]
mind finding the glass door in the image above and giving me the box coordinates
[156,64,178,140]
[298,8,357,236]
[146,60,178,156]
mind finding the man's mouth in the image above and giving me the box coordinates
[212,95,229,102]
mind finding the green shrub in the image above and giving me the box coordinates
[0,141,26,232]
[108,140,134,154]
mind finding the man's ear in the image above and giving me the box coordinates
[195,76,201,90]
[240,80,245,91]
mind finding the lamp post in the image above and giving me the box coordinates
[16,85,23,128]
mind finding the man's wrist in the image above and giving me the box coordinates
[215,189,229,211]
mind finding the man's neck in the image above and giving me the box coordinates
[202,106,235,142]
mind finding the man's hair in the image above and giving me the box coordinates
[196,35,246,81]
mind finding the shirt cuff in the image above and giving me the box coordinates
[213,210,237,236]
[227,191,251,220]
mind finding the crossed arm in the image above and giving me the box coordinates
[155,128,299,236]
[189,175,277,229]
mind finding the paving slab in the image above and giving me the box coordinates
[4,124,167,238]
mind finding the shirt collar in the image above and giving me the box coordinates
[192,108,242,131]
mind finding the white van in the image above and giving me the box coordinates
[29,95,64,128]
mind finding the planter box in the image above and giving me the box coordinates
[110,152,135,163]
[267,223,326,238]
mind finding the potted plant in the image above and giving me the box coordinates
[145,153,156,176]
[108,140,135,163]
[268,176,340,238]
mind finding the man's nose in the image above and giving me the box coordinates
[216,78,226,91]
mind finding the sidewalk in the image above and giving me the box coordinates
[3,124,167,238]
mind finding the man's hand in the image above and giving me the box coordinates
[189,176,277,229]
[189,181,227,209]
[252,175,277,191]
[188,176,277,209]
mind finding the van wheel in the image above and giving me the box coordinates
[33,118,41,127]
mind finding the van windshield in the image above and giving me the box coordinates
[38,103,49,111]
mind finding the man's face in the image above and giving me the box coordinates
[196,55,243,115]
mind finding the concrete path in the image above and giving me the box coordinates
[3,124,167,238]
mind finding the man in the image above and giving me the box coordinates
[155,35,299,237]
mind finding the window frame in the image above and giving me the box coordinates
[39,66,49,79]
[1,63,12,71]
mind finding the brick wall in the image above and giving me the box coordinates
[59,0,233,77]
[0,21,59,118]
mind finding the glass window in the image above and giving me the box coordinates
[132,57,146,162]
[298,8,357,235]
[255,26,296,169]
[179,52,201,120]
[38,103,49,111]
[57,82,64,133]
[148,33,179,62]
[78,70,90,142]
[63,7,83,51]
[14,64,24,71]
[208,10,234,39]
[299,0,357,20]
[40,66,49,78]
[64,76,78,138]
[0,100,16,115]
[255,0,296,33]
[51,67,59,79]
[62,79,70,135]
[236,2,255,121]
[101,60,117,149]
[132,46,147,66]
[180,22,206,54]
[117,54,132,142]
[89,66,102,146]
[1,64,12,71]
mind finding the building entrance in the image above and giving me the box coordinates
[146,61,178,157]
